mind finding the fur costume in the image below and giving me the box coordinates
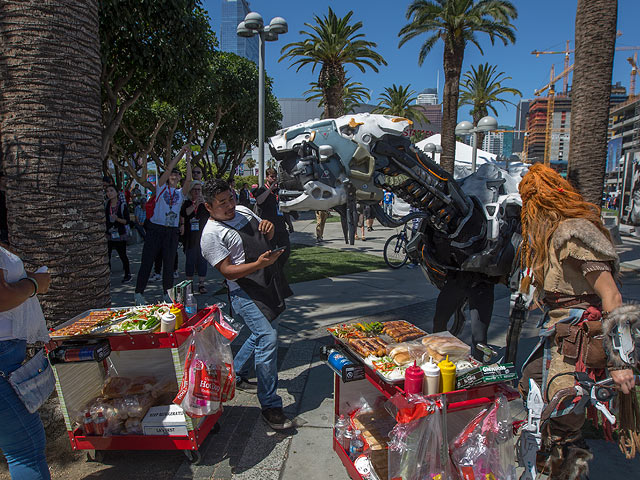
[603,303,640,368]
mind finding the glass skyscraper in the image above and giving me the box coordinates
[220,0,258,64]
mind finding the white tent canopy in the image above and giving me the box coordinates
[415,134,497,166]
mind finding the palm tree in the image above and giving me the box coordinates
[459,63,522,148]
[303,78,371,116]
[399,0,517,173]
[567,0,618,205]
[372,84,428,125]
[0,0,110,324]
[280,7,386,119]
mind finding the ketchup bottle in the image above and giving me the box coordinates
[404,361,425,394]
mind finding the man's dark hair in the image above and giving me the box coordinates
[203,178,231,204]
[102,175,114,185]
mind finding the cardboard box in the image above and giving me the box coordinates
[456,363,517,390]
[142,404,188,436]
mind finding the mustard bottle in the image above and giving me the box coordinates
[170,306,184,329]
[438,355,457,393]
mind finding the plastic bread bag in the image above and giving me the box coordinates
[449,394,516,480]
[174,309,236,417]
[386,393,449,480]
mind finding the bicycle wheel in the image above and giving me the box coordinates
[384,234,409,269]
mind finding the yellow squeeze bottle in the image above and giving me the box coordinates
[170,306,184,329]
[438,355,457,393]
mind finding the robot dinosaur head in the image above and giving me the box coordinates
[268,113,412,212]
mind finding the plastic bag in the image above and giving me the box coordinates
[386,393,449,480]
[174,308,236,417]
[450,394,516,480]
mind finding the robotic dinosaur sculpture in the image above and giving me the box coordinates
[268,113,525,289]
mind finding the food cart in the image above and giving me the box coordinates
[47,304,226,464]
[324,320,520,480]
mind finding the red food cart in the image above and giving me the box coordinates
[47,306,224,464]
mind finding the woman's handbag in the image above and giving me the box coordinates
[0,349,55,413]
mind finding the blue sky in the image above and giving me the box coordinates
[202,0,639,126]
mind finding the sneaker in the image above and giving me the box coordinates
[173,271,179,279]
[150,273,161,282]
[236,377,258,394]
[122,274,132,283]
[134,293,146,305]
[261,407,293,430]
[315,237,323,243]
[406,263,418,269]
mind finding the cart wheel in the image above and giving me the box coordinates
[183,449,202,465]
[212,422,221,434]
[86,450,105,463]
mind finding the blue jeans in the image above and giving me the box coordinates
[230,289,282,410]
[0,340,50,479]
[184,245,207,278]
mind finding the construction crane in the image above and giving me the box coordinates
[532,41,640,96]
[533,64,574,166]
[629,52,638,98]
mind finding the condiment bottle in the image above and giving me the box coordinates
[422,356,441,395]
[438,355,457,393]
[404,361,425,395]
[170,305,184,329]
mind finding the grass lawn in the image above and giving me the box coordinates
[284,244,386,284]
[325,215,342,223]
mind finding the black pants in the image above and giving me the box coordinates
[135,222,179,294]
[272,228,291,267]
[108,240,130,276]
[154,249,177,274]
[432,275,495,360]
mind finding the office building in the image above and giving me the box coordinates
[524,96,571,164]
[481,126,515,157]
[220,0,258,64]
[416,88,438,106]
[512,99,531,153]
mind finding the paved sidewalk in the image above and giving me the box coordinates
[106,214,640,480]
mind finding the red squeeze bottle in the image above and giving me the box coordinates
[404,361,425,394]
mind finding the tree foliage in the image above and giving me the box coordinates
[99,0,215,166]
[373,84,428,124]
[398,0,517,173]
[303,78,371,116]
[459,62,521,146]
[279,8,386,119]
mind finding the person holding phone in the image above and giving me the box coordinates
[201,179,293,430]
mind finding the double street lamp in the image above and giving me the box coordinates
[237,12,288,187]
[455,116,498,173]
[422,142,443,162]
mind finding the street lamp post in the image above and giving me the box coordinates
[237,13,287,187]
[422,143,443,163]
[455,116,498,173]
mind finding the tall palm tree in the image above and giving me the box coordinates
[372,84,428,125]
[567,0,618,205]
[0,0,109,324]
[459,63,522,148]
[399,0,517,173]
[280,7,386,119]
[303,78,371,116]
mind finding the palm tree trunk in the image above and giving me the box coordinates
[440,41,465,173]
[0,0,110,326]
[320,63,345,119]
[567,0,618,205]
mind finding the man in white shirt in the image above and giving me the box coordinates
[134,145,192,304]
[200,178,293,430]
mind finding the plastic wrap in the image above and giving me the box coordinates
[174,307,236,417]
[449,394,516,480]
[386,394,448,480]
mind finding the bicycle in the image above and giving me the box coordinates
[383,222,410,269]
